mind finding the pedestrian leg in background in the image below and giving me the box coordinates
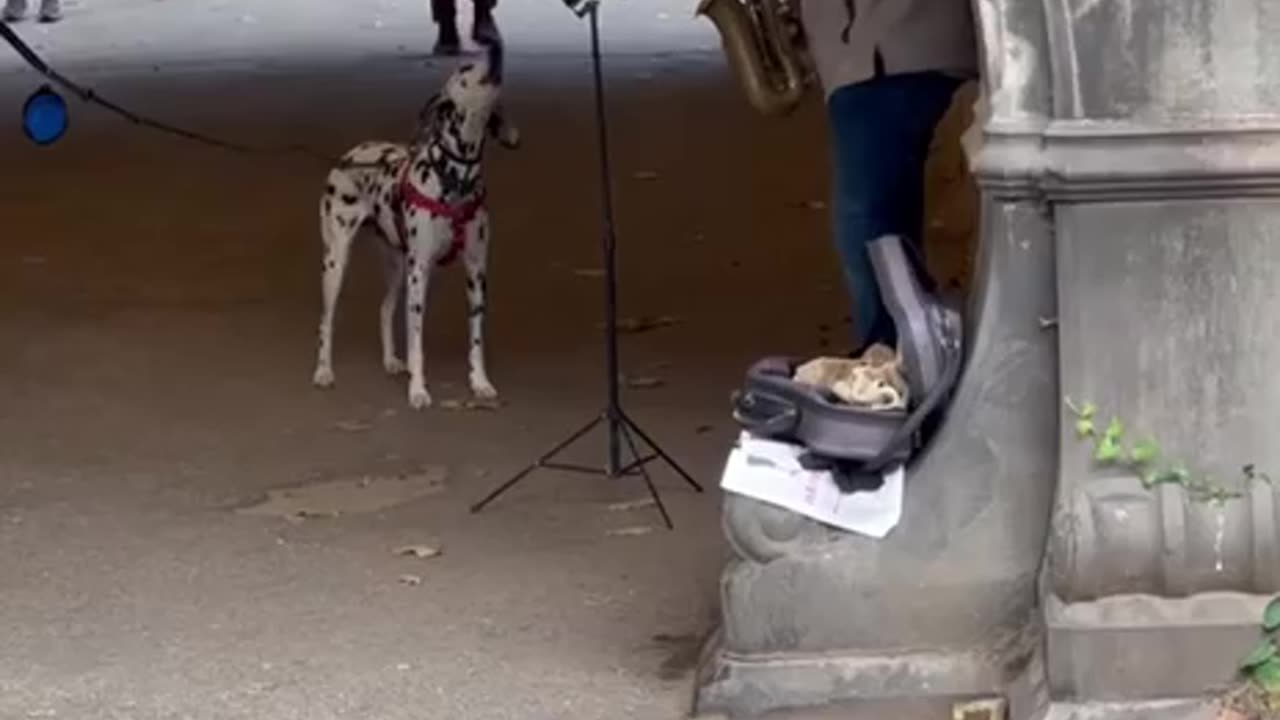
[3,0,62,22]
[826,71,962,353]
[471,0,498,44]
[3,0,26,21]
[431,0,461,55]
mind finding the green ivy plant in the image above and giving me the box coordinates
[1230,597,1280,716]
[1064,398,1271,505]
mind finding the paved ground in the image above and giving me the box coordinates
[0,3,977,718]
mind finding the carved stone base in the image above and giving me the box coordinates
[1039,700,1218,720]
[696,631,1004,718]
[1046,592,1269,704]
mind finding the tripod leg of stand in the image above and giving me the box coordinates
[619,421,674,530]
[470,413,604,514]
[620,411,705,493]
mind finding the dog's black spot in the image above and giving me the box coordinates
[469,304,485,317]
[411,304,424,315]
[465,276,476,292]
[323,199,332,215]
[340,194,359,205]
[472,338,481,345]
[325,183,336,195]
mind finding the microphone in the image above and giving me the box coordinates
[562,0,598,18]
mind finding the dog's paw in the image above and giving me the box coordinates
[499,126,521,150]
[408,385,433,410]
[313,367,336,388]
[383,357,408,376]
[471,380,499,401]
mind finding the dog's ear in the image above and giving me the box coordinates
[418,94,461,121]
[418,94,440,124]
[487,106,520,150]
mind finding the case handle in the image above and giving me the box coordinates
[731,389,799,437]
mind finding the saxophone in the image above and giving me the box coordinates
[696,0,812,117]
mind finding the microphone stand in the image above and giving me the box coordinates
[470,1,704,528]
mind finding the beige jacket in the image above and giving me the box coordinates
[798,0,979,99]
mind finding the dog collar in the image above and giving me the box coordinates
[397,170,485,268]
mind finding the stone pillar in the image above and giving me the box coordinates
[695,0,1280,717]
[1040,1,1280,717]
[691,1,1059,715]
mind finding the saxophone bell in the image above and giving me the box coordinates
[696,0,812,117]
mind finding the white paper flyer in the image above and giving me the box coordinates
[719,432,904,539]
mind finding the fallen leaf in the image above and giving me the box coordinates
[573,267,605,279]
[622,375,664,390]
[695,425,714,435]
[607,525,656,537]
[398,574,422,587]
[440,397,503,412]
[294,509,340,519]
[632,170,660,181]
[394,544,443,560]
[334,420,372,433]
[604,315,681,335]
[608,497,657,512]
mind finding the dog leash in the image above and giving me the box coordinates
[0,20,389,168]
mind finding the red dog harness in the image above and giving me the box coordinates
[397,169,485,268]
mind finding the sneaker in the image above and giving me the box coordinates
[3,0,27,21]
[433,20,461,56]
[38,0,61,22]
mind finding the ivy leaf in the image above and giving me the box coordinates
[1242,638,1278,671]
[1130,438,1160,465]
[1075,418,1096,439]
[1104,416,1125,443]
[1264,597,1280,633]
[1080,402,1097,420]
[1253,658,1280,693]
[1095,436,1121,463]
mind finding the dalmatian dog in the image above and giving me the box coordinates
[312,37,519,409]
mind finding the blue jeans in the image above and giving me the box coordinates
[827,71,963,349]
